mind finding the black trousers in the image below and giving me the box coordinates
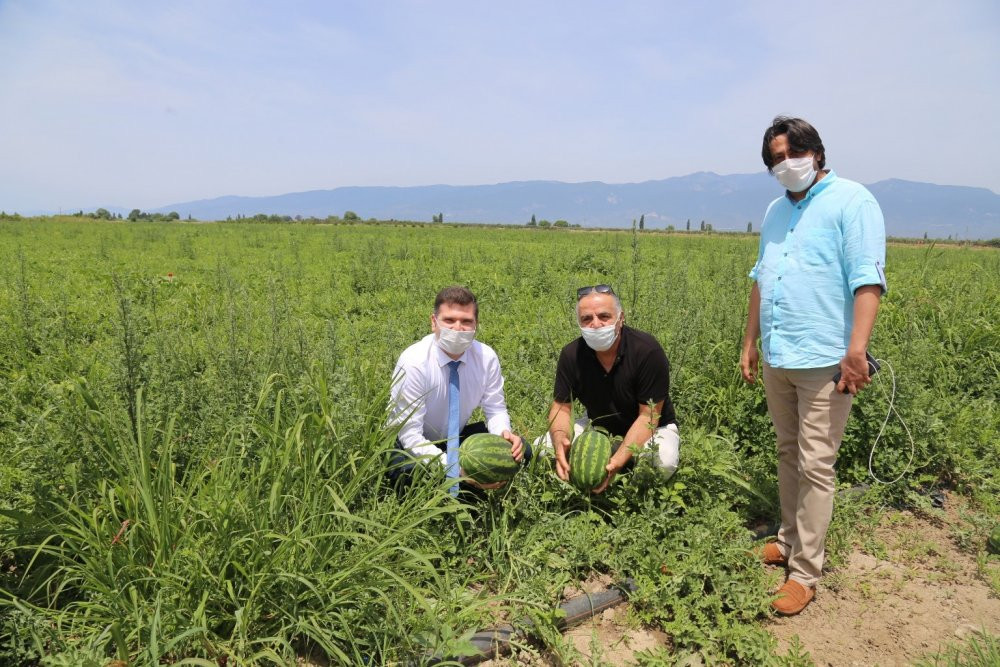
[386,421,532,501]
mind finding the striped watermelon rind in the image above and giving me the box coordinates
[459,433,519,485]
[568,429,612,491]
[989,525,1000,555]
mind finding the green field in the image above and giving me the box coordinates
[1,219,997,665]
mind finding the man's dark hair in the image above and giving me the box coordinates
[434,286,478,319]
[761,116,826,172]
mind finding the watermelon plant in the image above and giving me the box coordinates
[0,218,996,664]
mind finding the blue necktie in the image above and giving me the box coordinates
[446,360,461,496]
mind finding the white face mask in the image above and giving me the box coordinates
[436,323,476,356]
[772,156,817,193]
[580,318,620,352]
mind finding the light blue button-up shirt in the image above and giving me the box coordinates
[749,171,886,369]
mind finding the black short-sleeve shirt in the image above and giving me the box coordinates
[554,326,677,437]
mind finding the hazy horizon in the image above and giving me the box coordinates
[1,1,998,212]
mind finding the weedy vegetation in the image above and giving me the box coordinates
[0,219,997,665]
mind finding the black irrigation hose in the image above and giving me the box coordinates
[414,578,638,666]
[415,485,874,665]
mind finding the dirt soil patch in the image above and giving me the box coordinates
[769,501,1000,666]
[487,496,998,666]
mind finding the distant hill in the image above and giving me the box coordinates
[144,171,994,240]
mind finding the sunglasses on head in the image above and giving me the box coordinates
[576,284,616,300]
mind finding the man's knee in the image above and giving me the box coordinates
[798,452,837,488]
[651,423,680,478]
[532,418,587,456]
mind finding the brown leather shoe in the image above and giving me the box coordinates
[772,579,815,615]
[760,541,788,566]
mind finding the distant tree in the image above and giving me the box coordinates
[686,219,691,231]
[95,208,111,220]
[746,221,753,233]
[639,214,645,230]
[666,224,675,231]
[128,209,141,221]
[344,211,360,221]
[705,222,713,232]
[526,218,537,227]
[188,214,194,221]
[923,231,928,240]
[167,211,180,220]
[554,219,569,227]
[538,219,551,228]
[530,214,536,225]
[699,220,706,231]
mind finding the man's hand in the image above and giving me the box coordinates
[502,430,524,462]
[836,349,872,395]
[740,344,760,384]
[553,434,572,482]
[591,459,623,495]
[741,283,761,384]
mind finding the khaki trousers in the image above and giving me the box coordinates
[762,361,853,587]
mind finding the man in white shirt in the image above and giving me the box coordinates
[387,286,527,494]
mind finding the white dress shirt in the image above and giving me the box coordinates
[389,333,513,462]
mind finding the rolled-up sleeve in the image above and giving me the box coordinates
[389,364,444,462]
[480,354,513,435]
[843,193,887,295]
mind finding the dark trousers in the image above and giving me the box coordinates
[386,421,531,501]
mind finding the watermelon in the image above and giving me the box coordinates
[988,524,1000,555]
[568,430,612,491]
[459,433,519,484]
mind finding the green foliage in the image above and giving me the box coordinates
[914,631,999,667]
[0,219,996,664]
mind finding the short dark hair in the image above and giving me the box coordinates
[434,286,478,319]
[761,116,826,172]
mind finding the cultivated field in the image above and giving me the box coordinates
[0,219,997,665]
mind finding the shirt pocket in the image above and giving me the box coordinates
[797,229,841,267]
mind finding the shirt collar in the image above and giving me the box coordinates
[615,325,629,363]
[786,170,837,203]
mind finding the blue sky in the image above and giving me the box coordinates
[1,0,997,212]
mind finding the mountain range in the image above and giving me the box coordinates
[143,171,995,239]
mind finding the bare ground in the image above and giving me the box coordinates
[768,499,999,666]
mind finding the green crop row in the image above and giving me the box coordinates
[0,219,996,664]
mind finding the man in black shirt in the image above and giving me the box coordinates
[546,285,680,493]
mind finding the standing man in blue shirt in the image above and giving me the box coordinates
[740,117,886,616]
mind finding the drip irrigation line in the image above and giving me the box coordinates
[413,578,638,666]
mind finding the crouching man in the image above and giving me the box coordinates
[541,284,680,493]
[387,286,529,498]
